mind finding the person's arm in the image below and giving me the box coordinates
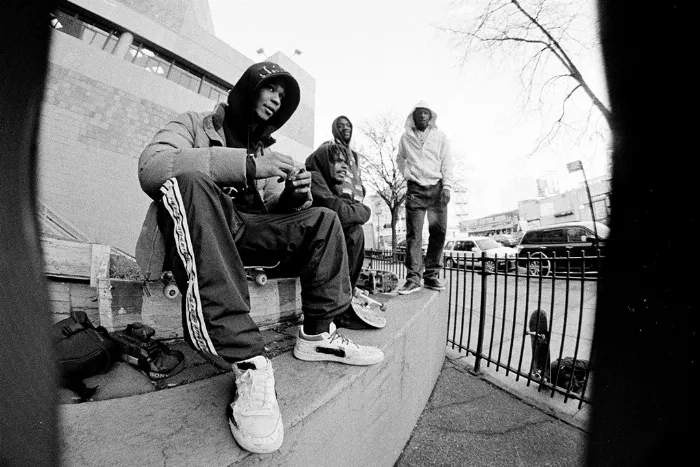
[440,133,453,191]
[309,171,370,228]
[138,111,248,199]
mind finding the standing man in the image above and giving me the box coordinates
[136,62,383,455]
[396,101,453,294]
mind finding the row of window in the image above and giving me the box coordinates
[50,7,230,103]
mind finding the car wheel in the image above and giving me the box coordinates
[445,257,455,268]
[528,254,551,277]
[484,260,496,274]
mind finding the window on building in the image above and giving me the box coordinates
[50,6,230,102]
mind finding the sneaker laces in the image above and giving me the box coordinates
[328,329,360,350]
[237,368,274,415]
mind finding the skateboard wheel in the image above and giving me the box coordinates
[255,273,267,286]
[380,303,387,312]
[163,283,180,299]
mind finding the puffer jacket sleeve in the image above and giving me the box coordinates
[138,111,248,199]
[309,171,371,228]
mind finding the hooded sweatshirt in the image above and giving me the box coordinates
[138,61,307,213]
[136,62,306,278]
[305,116,370,229]
[396,100,453,190]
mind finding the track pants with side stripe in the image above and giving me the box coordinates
[158,172,352,363]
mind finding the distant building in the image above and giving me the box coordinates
[459,210,520,236]
[39,0,316,254]
[518,178,611,229]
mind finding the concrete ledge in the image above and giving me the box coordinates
[59,289,447,466]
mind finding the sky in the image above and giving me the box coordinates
[207,0,611,218]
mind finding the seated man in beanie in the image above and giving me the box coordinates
[136,62,383,455]
[305,116,375,329]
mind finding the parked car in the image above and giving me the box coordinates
[443,236,518,273]
[516,221,609,276]
[395,239,428,256]
[492,233,519,248]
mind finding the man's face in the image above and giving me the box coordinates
[335,118,352,144]
[331,153,349,184]
[413,108,431,131]
[253,78,286,122]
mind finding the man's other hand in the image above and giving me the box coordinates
[441,188,451,205]
[285,168,311,199]
[255,151,295,180]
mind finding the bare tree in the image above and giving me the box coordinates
[442,0,611,155]
[356,112,406,250]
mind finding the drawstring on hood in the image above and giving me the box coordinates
[224,61,301,152]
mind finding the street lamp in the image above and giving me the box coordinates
[567,160,600,250]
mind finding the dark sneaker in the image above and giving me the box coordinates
[294,323,384,365]
[424,277,446,291]
[397,281,421,295]
[229,355,284,454]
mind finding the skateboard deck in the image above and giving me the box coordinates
[244,261,281,286]
[527,309,551,382]
[351,297,387,328]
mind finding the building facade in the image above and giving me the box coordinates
[39,0,316,255]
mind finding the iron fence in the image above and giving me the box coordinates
[364,249,599,408]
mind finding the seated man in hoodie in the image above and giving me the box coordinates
[136,63,383,455]
[305,116,373,329]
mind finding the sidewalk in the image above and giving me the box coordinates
[395,355,588,467]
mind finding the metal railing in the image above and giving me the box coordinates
[365,248,600,408]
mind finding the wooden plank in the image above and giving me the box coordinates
[90,244,111,287]
[42,237,93,279]
[97,278,302,338]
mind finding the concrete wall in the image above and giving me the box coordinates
[38,0,315,254]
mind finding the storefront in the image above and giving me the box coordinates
[460,210,520,236]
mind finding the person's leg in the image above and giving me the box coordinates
[235,207,384,364]
[424,181,448,285]
[399,181,429,294]
[159,172,264,362]
[158,172,280,454]
[344,224,365,290]
[236,207,351,334]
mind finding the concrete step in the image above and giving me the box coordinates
[59,289,448,467]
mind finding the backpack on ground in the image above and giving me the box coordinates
[53,310,117,401]
[551,357,589,394]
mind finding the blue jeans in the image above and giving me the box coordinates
[404,180,448,284]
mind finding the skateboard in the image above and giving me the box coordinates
[527,309,551,382]
[350,298,387,328]
[161,271,180,299]
[244,261,281,286]
[357,268,399,294]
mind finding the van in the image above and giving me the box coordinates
[516,221,609,276]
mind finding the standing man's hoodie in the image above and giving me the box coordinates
[396,100,453,191]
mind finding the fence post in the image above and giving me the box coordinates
[473,252,489,373]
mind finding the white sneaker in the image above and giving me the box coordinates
[293,323,384,365]
[228,355,283,454]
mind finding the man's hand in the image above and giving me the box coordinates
[441,188,451,205]
[284,168,311,200]
[254,151,295,181]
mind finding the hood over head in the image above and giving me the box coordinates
[305,141,345,188]
[405,100,438,131]
[331,115,353,146]
[225,61,301,150]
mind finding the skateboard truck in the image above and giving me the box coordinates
[160,271,180,299]
[354,288,388,311]
[244,261,281,286]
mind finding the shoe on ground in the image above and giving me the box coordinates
[424,277,446,291]
[397,281,421,295]
[294,323,384,365]
[228,355,283,454]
